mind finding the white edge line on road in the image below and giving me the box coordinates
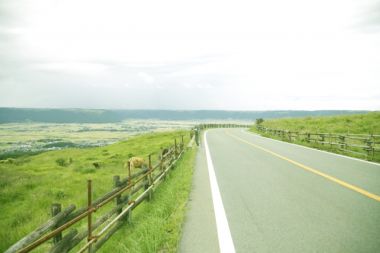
[240,129,380,167]
[204,131,236,253]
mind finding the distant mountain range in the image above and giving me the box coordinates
[0,108,370,123]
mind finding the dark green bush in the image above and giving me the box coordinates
[55,158,68,167]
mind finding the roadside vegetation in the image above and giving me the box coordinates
[0,130,195,252]
[251,112,380,161]
[253,112,380,134]
[101,146,196,253]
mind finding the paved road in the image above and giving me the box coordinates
[180,128,380,253]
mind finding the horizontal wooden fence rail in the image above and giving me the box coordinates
[6,135,192,253]
[197,123,252,129]
[190,123,252,146]
[256,125,380,161]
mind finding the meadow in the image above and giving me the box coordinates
[251,112,380,161]
[0,129,195,252]
[253,112,380,134]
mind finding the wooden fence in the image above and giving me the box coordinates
[6,124,251,253]
[256,125,380,161]
[6,135,190,253]
[197,123,251,129]
[191,123,252,145]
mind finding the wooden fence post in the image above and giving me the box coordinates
[51,203,62,245]
[174,139,178,159]
[160,147,167,181]
[87,180,93,253]
[366,135,374,161]
[125,183,132,224]
[329,133,333,149]
[339,135,345,149]
[145,154,153,201]
[160,147,164,171]
[113,176,121,214]
[371,135,375,160]
[125,161,133,223]
[127,161,131,183]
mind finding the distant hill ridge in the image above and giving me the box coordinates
[0,108,369,123]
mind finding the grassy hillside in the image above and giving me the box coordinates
[251,112,380,162]
[0,130,194,252]
[255,112,380,134]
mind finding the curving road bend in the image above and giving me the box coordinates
[180,128,380,253]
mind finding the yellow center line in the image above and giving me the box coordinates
[225,131,380,202]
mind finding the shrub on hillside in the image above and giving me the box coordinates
[256,118,264,125]
[55,158,72,167]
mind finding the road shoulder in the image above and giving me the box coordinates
[179,137,219,253]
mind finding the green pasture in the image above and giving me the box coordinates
[251,112,380,162]
[0,130,195,252]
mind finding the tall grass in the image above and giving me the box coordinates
[250,112,380,162]
[254,112,380,134]
[100,147,196,253]
[0,130,193,252]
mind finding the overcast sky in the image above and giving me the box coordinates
[0,0,379,110]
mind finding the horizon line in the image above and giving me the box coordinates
[0,107,375,112]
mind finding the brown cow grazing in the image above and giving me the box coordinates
[125,157,147,170]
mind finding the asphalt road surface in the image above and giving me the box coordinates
[180,128,380,253]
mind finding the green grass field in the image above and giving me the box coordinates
[250,112,380,162]
[0,130,195,252]
[254,112,380,134]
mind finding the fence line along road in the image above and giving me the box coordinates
[192,123,252,146]
[256,125,380,161]
[6,124,250,253]
[6,134,190,253]
[197,123,251,130]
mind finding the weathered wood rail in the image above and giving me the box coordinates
[197,123,251,129]
[191,123,252,145]
[6,135,191,253]
[256,125,380,161]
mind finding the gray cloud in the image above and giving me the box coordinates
[367,1,380,20]
[352,0,380,32]
[0,0,379,110]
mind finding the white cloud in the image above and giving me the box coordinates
[0,0,379,110]
[137,72,155,84]
[32,62,110,74]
